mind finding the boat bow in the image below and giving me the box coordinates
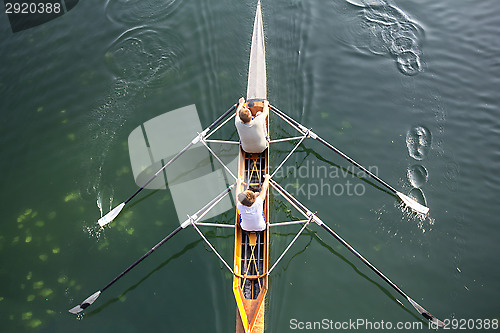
[246,0,267,101]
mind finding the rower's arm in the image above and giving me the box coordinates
[258,174,270,201]
[236,178,243,198]
[236,97,245,119]
[261,100,269,118]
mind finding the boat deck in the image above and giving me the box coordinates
[234,102,269,333]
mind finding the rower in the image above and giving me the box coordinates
[235,97,269,153]
[236,174,270,231]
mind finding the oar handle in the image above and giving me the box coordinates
[123,104,237,205]
[270,105,397,195]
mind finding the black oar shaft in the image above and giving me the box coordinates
[208,104,238,131]
[319,223,406,299]
[101,182,234,291]
[316,136,397,194]
[315,136,396,194]
[270,180,441,324]
[124,144,192,204]
[103,183,235,292]
[270,179,406,298]
[124,104,237,205]
[101,225,183,293]
[270,105,396,194]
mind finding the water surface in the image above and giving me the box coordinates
[1,0,499,332]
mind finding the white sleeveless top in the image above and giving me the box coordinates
[237,197,266,231]
[235,114,268,153]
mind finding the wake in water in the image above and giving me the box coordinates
[333,0,425,75]
[106,27,183,90]
[80,79,131,220]
[96,190,114,219]
[105,0,182,25]
[80,25,183,230]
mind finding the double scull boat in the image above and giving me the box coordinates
[234,2,268,332]
[69,1,442,331]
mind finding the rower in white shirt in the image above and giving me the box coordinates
[234,97,269,153]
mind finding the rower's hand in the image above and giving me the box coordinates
[264,100,269,107]
[237,178,243,185]
[263,174,271,180]
[238,97,245,105]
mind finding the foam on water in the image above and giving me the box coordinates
[398,200,435,233]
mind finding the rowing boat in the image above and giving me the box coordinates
[234,2,268,332]
[70,0,443,329]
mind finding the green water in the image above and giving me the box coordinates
[1,0,499,332]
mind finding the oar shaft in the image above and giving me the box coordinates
[72,183,236,314]
[315,136,396,194]
[208,103,238,131]
[270,179,406,299]
[124,104,237,205]
[269,105,396,194]
[101,225,183,293]
[103,183,235,292]
[319,222,406,299]
[320,220,441,325]
[124,144,192,204]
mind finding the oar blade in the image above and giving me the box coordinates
[407,297,444,327]
[98,203,125,227]
[396,192,429,215]
[68,291,101,314]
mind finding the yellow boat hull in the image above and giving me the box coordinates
[234,101,269,333]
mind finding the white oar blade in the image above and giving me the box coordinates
[396,192,429,215]
[98,203,125,227]
[407,297,444,327]
[68,291,101,314]
[68,304,83,315]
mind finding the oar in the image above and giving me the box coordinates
[98,104,237,227]
[68,225,182,314]
[269,179,443,326]
[70,183,235,314]
[269,105,429,215]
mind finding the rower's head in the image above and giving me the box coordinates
[239,106,252,124]
[238,190,258,207]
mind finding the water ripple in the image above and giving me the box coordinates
[105,0,182,25]
[408,188,427,210]
[332,0,425,75]
[406,125,432,160]
[407,164,428,188]
[81,27,182,207]
[105,27,183,88]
